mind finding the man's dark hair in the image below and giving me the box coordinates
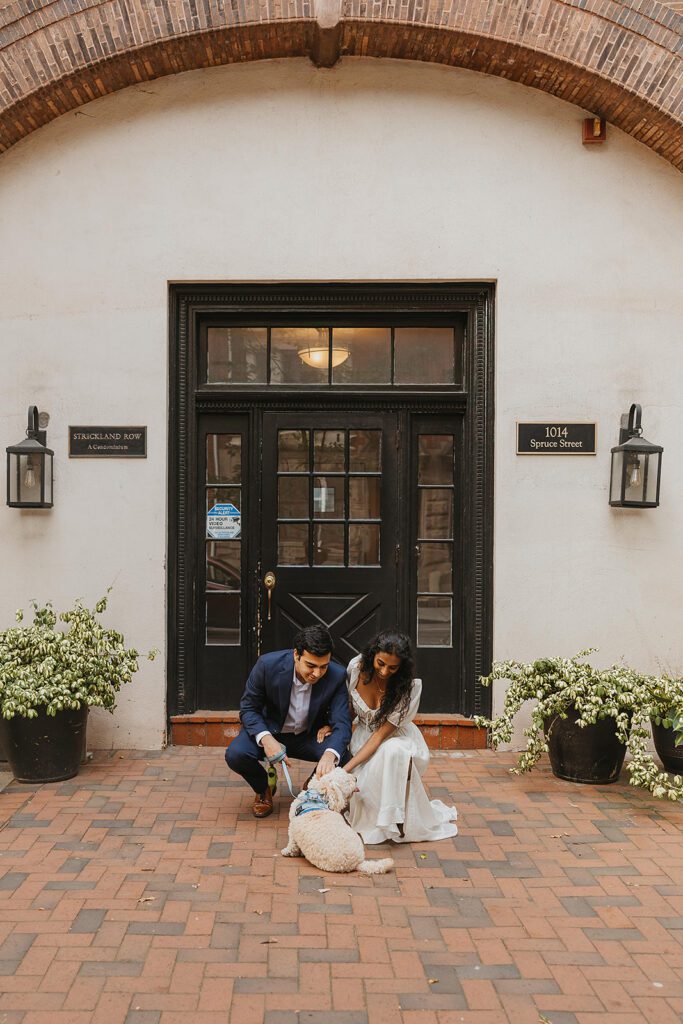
[293,625,334,657]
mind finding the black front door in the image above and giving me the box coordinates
[172,282,494,725]
[260,411,398,666]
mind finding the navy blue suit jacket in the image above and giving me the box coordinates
[238,650,352,757]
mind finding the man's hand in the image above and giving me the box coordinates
[315,749,337,778]
[316,725,332,743]
[261,734,290,765]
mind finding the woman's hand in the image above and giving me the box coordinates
[317,724,332,743]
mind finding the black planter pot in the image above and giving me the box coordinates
[0,705,88,783]
[651,721,683,774]
[544,706,627,784]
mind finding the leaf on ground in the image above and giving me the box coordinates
[260,938,277,944]
[428,978,439,984]
[318,888,331,893]
[253,910,263,915]
[137,896,155,903]
[419,854,428,859]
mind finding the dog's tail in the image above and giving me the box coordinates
[357,858,394,875]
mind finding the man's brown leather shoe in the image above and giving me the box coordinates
[252,788,274,818]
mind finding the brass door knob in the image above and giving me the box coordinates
[263,572,276,620]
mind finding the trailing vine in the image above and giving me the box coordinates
[475,651,683,800]
[0,592,156,720]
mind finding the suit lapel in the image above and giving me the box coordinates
[276,652,294,728]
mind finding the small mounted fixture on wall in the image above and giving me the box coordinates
[609,403,662,509]
[6,406,54,508]
[582,117,606,145]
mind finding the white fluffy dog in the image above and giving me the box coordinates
[281,767,394,875]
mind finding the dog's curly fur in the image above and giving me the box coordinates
[281,767,394,875]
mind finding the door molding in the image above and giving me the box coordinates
[168,282,494,720]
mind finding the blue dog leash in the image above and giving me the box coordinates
[264,744,297,797]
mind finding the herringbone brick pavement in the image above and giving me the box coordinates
[0,748,682,1024]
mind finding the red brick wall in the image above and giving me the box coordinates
[0,1,681,169]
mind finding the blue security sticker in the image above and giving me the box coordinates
[207,503,241,540]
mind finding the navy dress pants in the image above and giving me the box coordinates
[225,729,349,794]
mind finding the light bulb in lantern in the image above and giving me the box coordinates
[24,458,36,489]
[628,459,642,488]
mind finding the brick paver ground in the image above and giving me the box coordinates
[0,748,682,1024]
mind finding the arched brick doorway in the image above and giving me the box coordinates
[0,0,681,169]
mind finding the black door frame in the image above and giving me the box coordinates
[168,282,495,722]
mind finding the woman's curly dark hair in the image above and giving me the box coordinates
[359,630,415,727]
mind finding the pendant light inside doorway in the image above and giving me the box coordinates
[297,328,349,369]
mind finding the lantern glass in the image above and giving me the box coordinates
[609,448,662,507]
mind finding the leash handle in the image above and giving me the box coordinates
[263,744,297,797]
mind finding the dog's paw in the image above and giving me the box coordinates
[281,846,299,857]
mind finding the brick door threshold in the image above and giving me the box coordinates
[170,712,487,750]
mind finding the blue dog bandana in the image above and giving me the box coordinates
[294,789,330,817]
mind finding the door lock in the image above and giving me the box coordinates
[263,571,276,621]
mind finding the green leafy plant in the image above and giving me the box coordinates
[475,650,683,800]
[0,592,156,720]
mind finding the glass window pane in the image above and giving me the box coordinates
[395,327,455,384]
[417,597,452,647]
[349,477,380,519]
[279,476,309,519]
[313,524,344,566]
[278,524,309,565]
[207,486,241,514]
[349,430,381,472]
[313,476,345,519]
[207,434,241,484]
[206,327,267,384]
[206,541,241,591]
[278,430,310,472]
[418,542,453,593]
[331,328,391,384]
[271,328,329,384]
[349,524,380,566]
[418,435,454,485]
[206,593,240,645]
[314,430,345,472]
[418,489,453,539]
[644,453,660,504]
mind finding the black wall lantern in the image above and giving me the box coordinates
[6,406,54,508]
[609,403,662,509]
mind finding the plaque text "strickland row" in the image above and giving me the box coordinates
[69,426,147,458]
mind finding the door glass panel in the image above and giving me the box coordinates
[206,593,240,645]
[418,542,453,593]
[278,429,310,472]
[313,524,344,566]
[278,523,309,565]
[314,430,345,472]
[395,328,455,384]
[349,430,381,472]
[418,435,454,484]
[271,328,329,384]
[418,489,453,539]
[349,477,380,519]
[331,328,391,384]
[206,541,241,591]
[349,524,380,566]
[279,476,309,519]
[207,486,241,514]
[207,434,241,484]
[207,327,267,384]
[313,477,345,518]
[417,596,452,647]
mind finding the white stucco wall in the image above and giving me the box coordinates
[1,58,682,749]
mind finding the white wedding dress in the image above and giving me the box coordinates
[345,655,458,844]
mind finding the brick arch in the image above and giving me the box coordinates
[0,0,681,170]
